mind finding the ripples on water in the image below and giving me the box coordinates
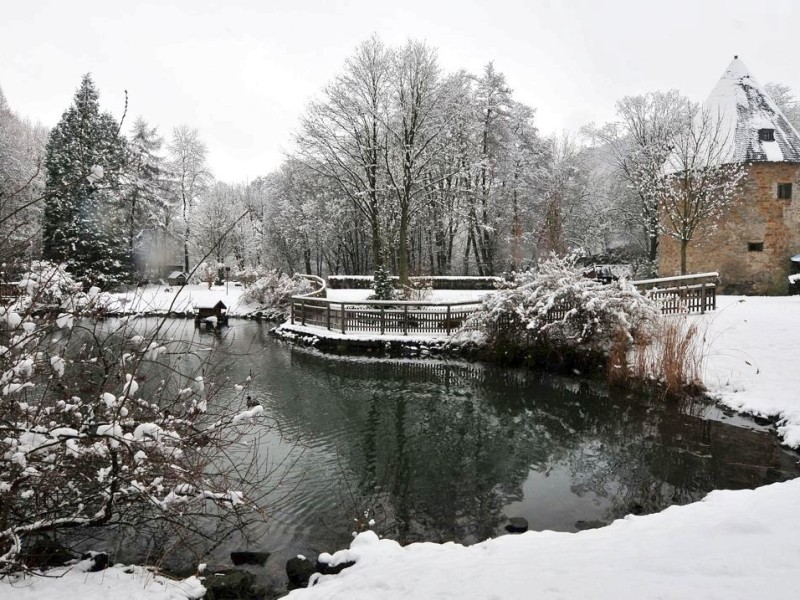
[108,319,800,590]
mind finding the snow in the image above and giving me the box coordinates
[699,295,800,446]
[110,284,254,316]
[703,56,800,163]
[0,560,205,600]
[291,479,800,600]
[326,288,491,303]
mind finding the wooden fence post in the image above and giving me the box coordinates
[301,300,306,326]
[326,302,331,330]
[403,305,408,336]
[446,305,451,335]
[290,300,295,325]
[380,306,385,335]
[341,303,346,334]
[700,282,706,314]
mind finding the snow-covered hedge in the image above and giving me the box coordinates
[467,254,660,358]
[242,270,313,311]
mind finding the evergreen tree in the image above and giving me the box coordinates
[125,118,172,275]
[42,73,130,286]
[372,265,395,300]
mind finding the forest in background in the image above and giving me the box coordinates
[3,36,800,286]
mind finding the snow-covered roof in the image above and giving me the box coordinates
[705,56,800,163]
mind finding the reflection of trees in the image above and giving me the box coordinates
[277,353,575,544]
[127,323,800,552]
[561,392,800,525]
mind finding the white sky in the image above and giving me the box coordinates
[2,0,798,182]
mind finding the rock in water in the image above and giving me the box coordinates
[505,517,529,533]
[286,556,315,588]
[230,550,271,566]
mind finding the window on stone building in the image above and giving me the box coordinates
[759,129,775,142]
[778,183,793,199]
[748,242,764,252]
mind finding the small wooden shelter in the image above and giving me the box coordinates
[194,299,228,326]
[167,271,189,286]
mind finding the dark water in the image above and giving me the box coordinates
[114,319,800,589]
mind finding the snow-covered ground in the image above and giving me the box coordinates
[325,288,491,303]
[0,558,205,600]
[106,284,490,317]
[700,295,800,446]
[109,283,255,316]
[290,478,800,599]
[4,293,800,600]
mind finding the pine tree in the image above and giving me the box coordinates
[125,118,171,275]
[372,265,394,300]
[42,73,130,286]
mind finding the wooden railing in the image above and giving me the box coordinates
[631,272,718,315]
[289,297,482,336]
[296,274,327,298]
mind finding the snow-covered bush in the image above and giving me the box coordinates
[196,261,225,288]
[467,254,660,361]
[235,265,264,288]
[0,281,277,573]
[12,261,116,315]
[14,261,81,308]
[242,270,313,311]
[368,266,396,301]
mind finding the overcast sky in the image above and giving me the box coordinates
[2,0,798,181]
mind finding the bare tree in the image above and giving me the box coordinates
[297,35,391,269]
[765,82,800,133]
[586,91,690,263]
[656,106,746,274]
[169,125,211,272]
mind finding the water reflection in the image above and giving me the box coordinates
[109,320,800,584]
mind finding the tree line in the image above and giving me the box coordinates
[3,39,800,286]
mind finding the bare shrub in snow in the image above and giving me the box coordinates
[0,278,290,574]
[628,316,704,395]
[242,270,313,311]
[469,254,660,359]
[196,261,224,289]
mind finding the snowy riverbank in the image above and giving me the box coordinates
[3,294,799,600]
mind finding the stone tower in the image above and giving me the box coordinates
[658,56,800,294]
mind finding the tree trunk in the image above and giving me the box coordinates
[680,239,688,275]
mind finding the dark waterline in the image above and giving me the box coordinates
[111,319,800,590]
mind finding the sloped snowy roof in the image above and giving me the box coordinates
[705,56,800,163]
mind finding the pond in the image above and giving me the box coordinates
[114,319,800,590]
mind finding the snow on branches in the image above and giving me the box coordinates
[0,267,270,573]
[468,254,660,356]
[241,269,313,313]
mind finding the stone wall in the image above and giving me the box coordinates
[659,163,800,295]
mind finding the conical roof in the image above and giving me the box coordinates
[705,56,800,163]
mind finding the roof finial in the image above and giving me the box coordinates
[734,54,739,59]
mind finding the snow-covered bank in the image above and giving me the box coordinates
[0,559,205,600]
[701,295,800,446]
[288,478,800,600]
[109,283,257,316]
